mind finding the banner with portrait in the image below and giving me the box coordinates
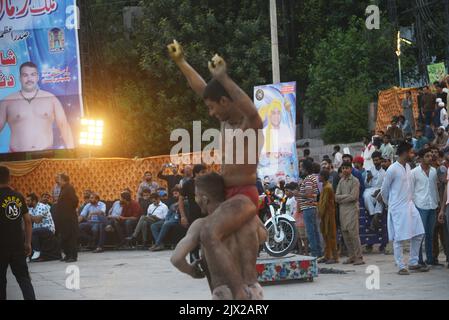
[0,0,83,153]
[254,81,299,184]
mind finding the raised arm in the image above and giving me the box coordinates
[54,97,74,149]
[208,54,263,129]
[157,165,169,182]
[167,40,207,97]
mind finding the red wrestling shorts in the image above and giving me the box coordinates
[225,185,259,208]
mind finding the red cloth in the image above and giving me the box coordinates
[225,185,259,207]
[122,200,141,218]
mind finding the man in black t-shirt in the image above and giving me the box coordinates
[0,166,36,300]
[157,164,182,195]
[179,164,208,226]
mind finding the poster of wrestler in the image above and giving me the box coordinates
[0,0,83,153]
[254,81,299,184]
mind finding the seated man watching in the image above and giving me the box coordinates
[78,190,93,215]
[171,173,267,300]
[138,188,152,215]
[150,187,181,251]
[127,193,168,247]
[78,193,107,253]
[26,193,56,261]
[113,191,141,248]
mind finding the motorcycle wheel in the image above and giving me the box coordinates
[263,217,298,257]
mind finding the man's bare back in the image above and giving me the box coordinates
[172,198,267,300]
[207,214,267,300]
[0,90,74,152]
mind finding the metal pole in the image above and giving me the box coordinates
[270,0,280,84]
[445,0,449,71]
[398,56,402,88]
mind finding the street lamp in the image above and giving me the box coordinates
[396,30,413,88]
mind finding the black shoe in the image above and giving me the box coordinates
[125,236,137,247]
[429,259,444,266]
[409,264,430,272]
[60,255,68,262]
[65,258,77,263]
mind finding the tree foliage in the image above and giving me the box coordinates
[304,17,398,133]
[78,0,446,157]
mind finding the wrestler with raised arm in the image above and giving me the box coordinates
[167,40,264,299]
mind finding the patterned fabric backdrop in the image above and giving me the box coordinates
[376,87,419,132]
[1,153,220,203]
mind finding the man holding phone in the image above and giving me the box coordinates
[157,163,183,194]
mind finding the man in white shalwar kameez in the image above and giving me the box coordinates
[364,151,385,217]
[380,142,426,275]
[362,137,376,170]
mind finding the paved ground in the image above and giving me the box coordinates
[6,249,449,300]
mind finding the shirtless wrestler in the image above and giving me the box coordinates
[168,40,264,299]
[171,172,267,300]
[0,62,75,152]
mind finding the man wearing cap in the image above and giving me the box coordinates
[433,100,447,129]
[433,126,448,150]
[353,156,366,182]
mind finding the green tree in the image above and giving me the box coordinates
[305,17,397,123]
[322,86,370,143]
[81,0,274,157]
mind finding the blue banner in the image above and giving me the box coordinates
[0,0,82,153]
[254,82,299,184]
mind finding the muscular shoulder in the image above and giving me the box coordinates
[218,195,256,214]
[189,217,206,234]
